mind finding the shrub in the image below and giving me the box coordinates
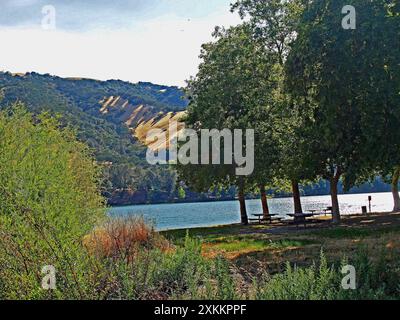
[93,233,240,300]
[82,241,400,300]
[153,235,214,300]
[0,105,105,299]
[252,248,400,300]
[337,247,400,300]
[84,216,171,261]
[253,251,339,300]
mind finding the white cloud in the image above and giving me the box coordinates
[0,9,241,86]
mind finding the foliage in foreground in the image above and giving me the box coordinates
[0,105,105,299]
[97,237,400,300]
[254,249,400,300]
[3,227,400,300]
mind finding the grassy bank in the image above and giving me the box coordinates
[78,213,400,300]
[162,212,400,276]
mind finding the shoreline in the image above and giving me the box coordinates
[109,190,394,209]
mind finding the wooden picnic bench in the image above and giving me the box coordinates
[304,208,333,217]
[250,214,283,225]
[286,213,317,228]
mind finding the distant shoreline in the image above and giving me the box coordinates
[109,190,393,209]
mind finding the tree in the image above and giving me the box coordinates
[178,25,279,225]
[247,61,284,219]
[232,0,309,214]
[356,2,400,212]
[391,168,400,212]
[286,0,400,222]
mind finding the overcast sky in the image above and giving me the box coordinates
[0,0,241,86]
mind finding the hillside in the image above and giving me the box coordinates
[0,71,189,204]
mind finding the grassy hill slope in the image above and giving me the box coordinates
[0,71,189,204]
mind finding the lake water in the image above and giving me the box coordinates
[109,192,395,231]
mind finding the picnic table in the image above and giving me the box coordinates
[250,214,282,224]
[305,208,333,216]
[286,213,317,228]
[287,213,315,219]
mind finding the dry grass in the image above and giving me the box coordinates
[134,111,186,150]
[84,217,171,261]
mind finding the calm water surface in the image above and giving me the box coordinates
[109,192,395,231]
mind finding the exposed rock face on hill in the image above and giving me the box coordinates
[99,96,186,151]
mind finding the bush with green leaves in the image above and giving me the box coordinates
[253,249,400,300]
[98,235,241,300]
[253,252,341,300]
[93,238,400,301]
[0,104,105,299]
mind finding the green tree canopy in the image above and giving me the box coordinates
[286,0,400,221]
[179,24,281,224]
[232,0,312,214]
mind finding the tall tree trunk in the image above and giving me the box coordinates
[260,185,270,218]
[291,180,303,214]
[330,174,341,224]
[392,167,400,212]
[238,178,248,225]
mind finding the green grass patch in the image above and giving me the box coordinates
[162,225,317,251]
[161,224,257,242]
[209,240,267,252]
[205,235,315,253]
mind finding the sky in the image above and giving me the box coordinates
[0,0,242,86]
